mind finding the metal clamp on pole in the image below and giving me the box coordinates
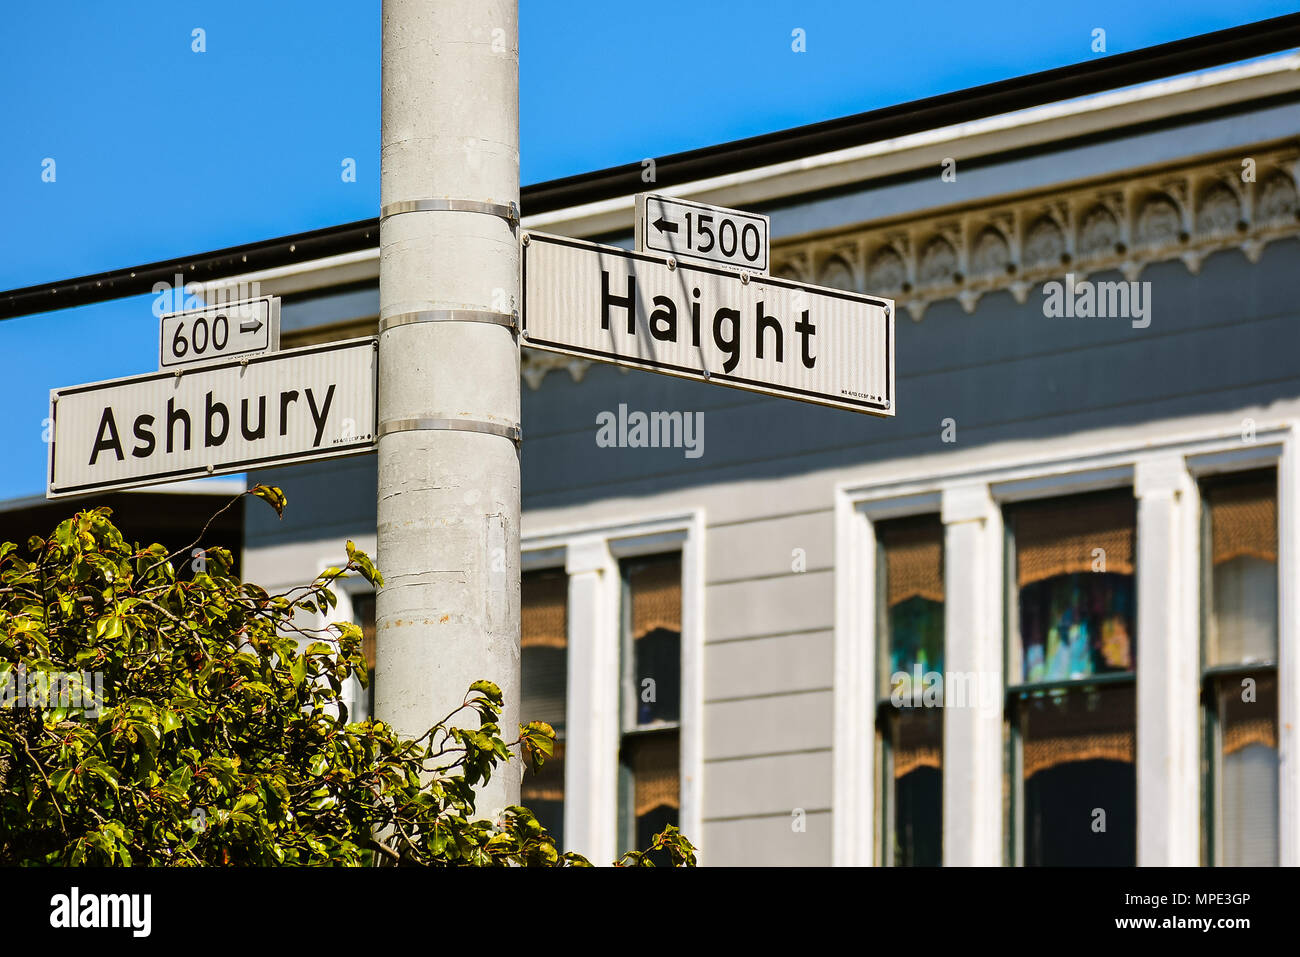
[378,417,522,446]
[380,199,520,230]
[379,309,518,334]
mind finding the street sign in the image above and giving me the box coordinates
[48,338,377,498]
[635,194,770,273]
[521,232,893,415]
[160,296,280,369]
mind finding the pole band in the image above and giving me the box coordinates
[379,309,517,334]
[380,198,519,228]
[378,417,521,445]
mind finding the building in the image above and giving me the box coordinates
[14,49,1300,866]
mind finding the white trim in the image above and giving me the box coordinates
[522,509,705,864]
[1134,455,1199,865]
[941,483,1004,866]
[1186,442,1284,477]
[833,487,948,866]
[990,465,1134,504]
[846,423,1292,507]
[833,418,1297,867]
[831,490,876,866]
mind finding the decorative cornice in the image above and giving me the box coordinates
[520,350,608,390]
[769,143,1300,322]
[521,143,1300,387]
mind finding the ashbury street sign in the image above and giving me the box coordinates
[521,232,893,415]
[47,338,377,498]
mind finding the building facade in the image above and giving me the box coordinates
[204,55,1300,865]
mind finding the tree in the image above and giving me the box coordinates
[0,487,695,867]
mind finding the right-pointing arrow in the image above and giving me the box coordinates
[240,317,263,334]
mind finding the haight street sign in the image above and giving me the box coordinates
[635,193,771,273]
[521,231,893,416]
[47,338,377,499]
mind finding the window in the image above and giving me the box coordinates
[1006,489,1137,866]
[520,569,568,847]
[350,592,377,723]
[875,514,944,866]
[1201,469,1278,866]
[617,553,682,861]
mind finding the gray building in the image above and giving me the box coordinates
[99,53,1300,865]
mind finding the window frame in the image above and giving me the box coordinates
[521,510,705,865]
[1196,464,1282,867]
[873,512,947,867]
[1002,485,1139,867]
[833,423,1296,867]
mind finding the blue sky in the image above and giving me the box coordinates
[2,0,1297,499]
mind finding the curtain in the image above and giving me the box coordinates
[1015,492,1135,588]
[1207,476,1278,665]
[626,555,682,726]
[522,570,568,736]
[1216,673,1278,866]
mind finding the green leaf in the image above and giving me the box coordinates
[160,709,183,734]
[249,485,287,518]
[345,541,383,588]
[165,765,193,797]
[82,760,119,792]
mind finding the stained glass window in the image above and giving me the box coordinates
[876,515,944,866]
[1007,489,1137,866]
[1012,492,1136,684]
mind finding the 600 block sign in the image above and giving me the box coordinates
[159,296,279,369]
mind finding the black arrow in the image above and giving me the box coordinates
[239,317,263,334]
[653,215,678,235]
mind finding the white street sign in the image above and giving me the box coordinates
[521,232,892,415]
[160,296,280,369]
[635,194,770,272]
[48,338,377,498]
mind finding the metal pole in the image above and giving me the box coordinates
[377,0,521,815]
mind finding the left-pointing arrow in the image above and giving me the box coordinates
[240,317,263,334]
[653,215,678,235]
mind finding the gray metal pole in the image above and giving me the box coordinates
[376,0,521,815]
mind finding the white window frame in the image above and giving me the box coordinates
[833,421,1298,867]
[522,509,705,865]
